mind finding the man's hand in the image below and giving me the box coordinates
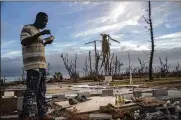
[44,40,53,46]
[41,29,51,35]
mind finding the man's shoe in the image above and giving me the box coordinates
[39,115,55,120]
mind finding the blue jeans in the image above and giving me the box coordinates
[22,68,47,117]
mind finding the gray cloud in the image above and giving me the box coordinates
[1,47,181,78]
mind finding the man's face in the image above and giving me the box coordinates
[38,16,48,29]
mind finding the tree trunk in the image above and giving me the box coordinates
[148,1,154,81]
[94,42,99,80]
[114,56,118,75]
[109,53,114,75]
[89,51,92,74]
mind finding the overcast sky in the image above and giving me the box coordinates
[1,1,181,78]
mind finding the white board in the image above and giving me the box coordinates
[4,91,14,97]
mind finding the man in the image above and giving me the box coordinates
[20,12,55,120]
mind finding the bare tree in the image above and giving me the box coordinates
[159,56,170,78]
[175,62,181,77]
[85,40,101,77]
[21,67,25,82]
[137,58,146,81]
[47,62,51,76]
[0,77,6,87]
[99,34,120,75]
[83,56,89,76]
[88,51,92,74]
[60,53,79,82]
[109,53,114,75]
[117,60,124,76]
[128,54,133,85]
[143,1,155,81]
[95,51,101,80]
[114,56,118,75]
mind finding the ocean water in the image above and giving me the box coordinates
[1,74,70,83]
[1,75,56,83]
[1,76,23,82]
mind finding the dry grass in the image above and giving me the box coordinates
[46,88,71,94]
[110,77,181,86]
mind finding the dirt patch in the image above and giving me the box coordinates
[153,83,181,90]
[0,97,17,116]
[46,88,71,94]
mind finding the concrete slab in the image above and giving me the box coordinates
[142,92,153,97]
[134,88,153,92]
[55,117,66,120]
[78,91,90,97]
[0,115,19,119]
[54,101,73,109]
[133,91,142,98]
[152,89,168,97]
[90,93,102,96]
[168,90,181,98]
[102,89,113,96]
[89,113,112,120]
[133,88,154,98]
[17,97,23,111]
[3,91,15,97]
[52,94,66,101]
[0,116,66,120]
[55,96,136,113]
[65,93,77,99]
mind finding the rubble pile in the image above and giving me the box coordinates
[99,104,135,119]
[96,98,181,120]
[136,97,166,107]
[50,105,89,120]
[133,99,181,120]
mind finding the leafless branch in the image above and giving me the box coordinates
[145,26,150,30]
[142,50,150,55]
[143,15,150,24]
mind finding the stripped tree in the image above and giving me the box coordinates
[109,53,114,75]
[47,62,51,76]
[60,53,79,82]
[85,41,101,80]
[83,56,89,76]
[88,51,92,74]
[114,56,118,75]
[99,34,120,75]
[143,1,155,81]
[175,62,181,77]
[159,56,170,78]
[95,51,101,80]
[137,58,146,81]
[117,61,124,76]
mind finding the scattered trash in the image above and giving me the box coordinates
[69,98,78,105]
[131,98,181,120]
[74,95,87,102]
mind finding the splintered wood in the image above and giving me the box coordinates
[136,98,166,107]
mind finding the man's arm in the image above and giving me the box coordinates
[20,26,42,46]
[21,32,42,46]
[20,26,50,46]
[44,42,48,46]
